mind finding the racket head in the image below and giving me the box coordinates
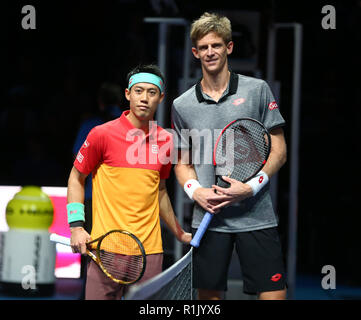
[213,118,271,188]
[94,230,146,285]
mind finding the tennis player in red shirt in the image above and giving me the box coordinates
[67,64,191,299]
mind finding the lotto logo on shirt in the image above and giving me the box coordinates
[268,101,278,111]
[232,98,245,106]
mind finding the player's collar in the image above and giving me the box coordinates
[120,110,158,140]
[195,71,238,103]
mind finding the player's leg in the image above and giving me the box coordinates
[235,227,287,300]
[136,253,163,283]
[192,229,234,300]
[198,289,224,300]
[85,257,122,300]
[120,253,163,299]
[258,288,287,300]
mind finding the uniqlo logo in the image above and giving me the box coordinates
[151,145,159,154]
[76,152,84,163]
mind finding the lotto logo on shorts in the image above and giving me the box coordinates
[270,273,282,282]
[268,101,278,111]
[70,210,77,215]
[76,152,84,163]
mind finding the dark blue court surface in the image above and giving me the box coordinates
[294,274,361,300]
[1,274,360,300]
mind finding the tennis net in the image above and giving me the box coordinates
[125,248,196,300]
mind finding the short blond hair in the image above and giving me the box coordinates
[190,12,232,47]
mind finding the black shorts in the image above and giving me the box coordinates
[192,227,286,295]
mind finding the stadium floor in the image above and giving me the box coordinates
[1,250,360,300]
[1,275,360,300]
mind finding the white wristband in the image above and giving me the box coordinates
[246,171,269,196]
[184,179,202,200]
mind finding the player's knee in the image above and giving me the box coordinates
[197,289,223,300]
[258,288,287,300]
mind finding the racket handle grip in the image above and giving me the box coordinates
[190,212,213,248]
[50,233,71,246]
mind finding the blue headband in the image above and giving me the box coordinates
[128,72,164,93]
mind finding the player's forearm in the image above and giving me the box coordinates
[174,151,218,212]
[262,128,287,178]
[174,149,198,187]
[158,188,184,240]
[174,163,198,187]
[67,167,88,230]
[67,166,86,204]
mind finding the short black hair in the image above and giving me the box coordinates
[126,64,165,88]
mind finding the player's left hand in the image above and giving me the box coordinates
[208,176,253,210]
[177,231,192,244]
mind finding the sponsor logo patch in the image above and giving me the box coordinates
[270,273,282,282]
[151,145,159,154]
[76,152,84,163]
[83,140,89,148]
[232,98,245,106]
[268,101,278,111]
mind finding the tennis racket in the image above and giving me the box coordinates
[190,118,271,248]
[50,229,146,285]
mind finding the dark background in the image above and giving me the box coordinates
[1,0,360,289]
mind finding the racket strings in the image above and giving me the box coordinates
[99,253,143,282]
[99,252,143,281]
[215,120,269,182]
[97,232,144,282]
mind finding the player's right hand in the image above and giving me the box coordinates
[192,187,224,214]
[70,227,91,255]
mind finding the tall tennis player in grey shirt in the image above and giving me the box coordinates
[172,13,287,300]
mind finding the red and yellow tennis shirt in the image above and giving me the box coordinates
[74,111,173,254]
